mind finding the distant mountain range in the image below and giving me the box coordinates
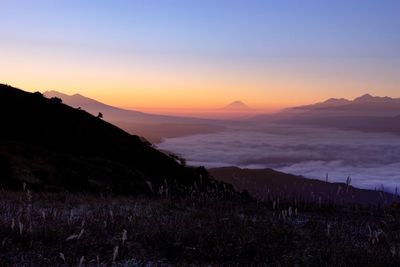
[0,84,234,196]
[253,94,400,135]
[43,90,400,137]
[44,91,225,143]
[292,94,400,114]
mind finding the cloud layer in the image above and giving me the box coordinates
[158,124,400,192]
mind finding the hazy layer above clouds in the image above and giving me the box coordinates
[158,124,400,191]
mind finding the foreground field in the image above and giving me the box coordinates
[0,190,400,266]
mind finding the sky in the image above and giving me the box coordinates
[0,0,399,112]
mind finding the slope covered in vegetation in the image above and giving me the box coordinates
[0,84,233,196]
[0,191,399,266]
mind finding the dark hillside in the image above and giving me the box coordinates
[210,167,395,205]
[0,84,232,196]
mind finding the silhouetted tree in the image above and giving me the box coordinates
[50,97,62,104]
[97,112,103,119]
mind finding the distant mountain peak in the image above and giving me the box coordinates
[354,94,374,102]
[44,91,85,99]
[223,100,252,111]
[323,98,350,105]
[353,93,396,103]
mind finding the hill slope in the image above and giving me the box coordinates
[0,84,233,196]
[210,167,394,205]
[43,90,225,143]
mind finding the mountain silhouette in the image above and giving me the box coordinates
[0,84,235,196]
[293,98,350,110]
[44,90,224,143]
[222,101,252,111]
[291,93,400,114]
[253,94,400,134]
[353,93,395,103]
[44,90,145,117]
[354,93,374,102]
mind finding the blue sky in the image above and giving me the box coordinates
[0,0,399,109]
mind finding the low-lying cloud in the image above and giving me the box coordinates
[158,124,400,192]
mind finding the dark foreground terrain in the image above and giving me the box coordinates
[1,190,400,266]
[210,167,395,205]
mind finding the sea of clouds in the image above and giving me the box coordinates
[158,124,400,192]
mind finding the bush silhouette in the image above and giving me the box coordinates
[50,97,62,104]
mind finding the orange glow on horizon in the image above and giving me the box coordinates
[3,75,399,116]
[1,42,399,114]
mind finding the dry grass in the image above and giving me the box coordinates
[0,190,400,266]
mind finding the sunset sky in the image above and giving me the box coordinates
[1,0,399,112]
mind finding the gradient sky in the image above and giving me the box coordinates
[1,0,399,111]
